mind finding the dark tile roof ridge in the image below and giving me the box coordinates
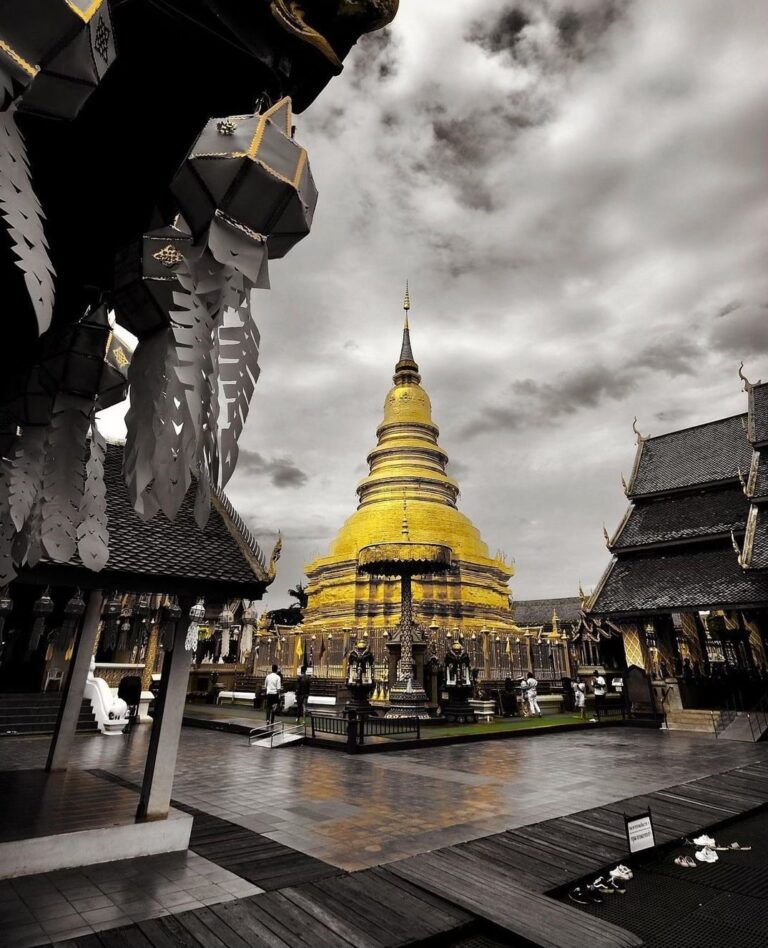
[514,596,582,607]
[641,412,747,443]
[585,557,616,614]
[211,487,269,579]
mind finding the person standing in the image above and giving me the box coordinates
[573,676,587,720]
[593,672,607,719]
[295,665,311,724]
[264,664,282,726]
[525,671,542,717]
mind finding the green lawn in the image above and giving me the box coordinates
[421,713,593,739]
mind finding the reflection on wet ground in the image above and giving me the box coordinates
[3,726,766,871]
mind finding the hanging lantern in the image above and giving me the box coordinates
[0,588,12,640]
[171,97,318,260]
[40,303,130,411]
[0,1,117,119]
[29,586,54,652]
[218,605,234,631]
[160,597,182,650]
[186,598,206,653]
[60,587,86,643]
[113,220,193,339]
[117,616,131,651]
[130,592,151,648]
[101,590,121,650]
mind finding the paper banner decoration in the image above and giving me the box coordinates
[77,423,109,571]
[0,0,117,120]
[0,112,55,336]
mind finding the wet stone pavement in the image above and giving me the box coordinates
[2,726,766,872]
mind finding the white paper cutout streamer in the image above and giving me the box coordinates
[41,394,91,563]
[0,111,55,336]
[77,423,109,571]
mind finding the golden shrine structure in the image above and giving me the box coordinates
[302,290,516,651]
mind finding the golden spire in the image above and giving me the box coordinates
[396,283,417,374]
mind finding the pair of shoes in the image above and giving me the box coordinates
[589,717,598,723]
[569,884,605,905]
[693,834,716,849]
[695,848,718,863]
[675,855,696,868]
[592,877,616,895]
[715,842,751,851]
[610,864,633,882]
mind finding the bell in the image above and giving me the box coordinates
[0,0,116,119]
[171,97,317,258]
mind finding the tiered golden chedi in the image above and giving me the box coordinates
[303,298,515,633]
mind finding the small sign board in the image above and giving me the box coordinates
[625,810,656,853]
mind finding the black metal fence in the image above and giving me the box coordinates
[309,712,420,750]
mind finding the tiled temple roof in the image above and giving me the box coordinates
[628,414,752,497]
[741,506,768,571]
[514,597,582,627]
[748,451,768,502]
[590,547,768,615]
[611,486,748,551]
[748,382,768,446]
[58,442,272,591]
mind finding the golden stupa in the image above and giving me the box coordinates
[302,289,515,633]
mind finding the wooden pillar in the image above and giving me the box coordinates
[46,589,104,772]
[136,618,191,821]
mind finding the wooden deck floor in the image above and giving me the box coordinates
[53,758,768,948]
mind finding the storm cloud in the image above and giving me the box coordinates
[100,1,768,611]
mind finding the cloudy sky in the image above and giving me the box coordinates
[109,0,768,611]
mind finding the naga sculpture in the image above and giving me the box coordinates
[0,0,398,585]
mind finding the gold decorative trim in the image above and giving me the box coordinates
[0,36,38,78]
[65,0,102,23]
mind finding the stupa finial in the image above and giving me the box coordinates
[396,282,417,373]
[403,280,411,328]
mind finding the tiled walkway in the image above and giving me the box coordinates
[0,850,260,946]
[2,727,766,871]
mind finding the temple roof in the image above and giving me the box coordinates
[628,414,751,497]
[22,442,272,597]
[748,451,768,502]
[611,486,748,551]
[514,597,582,626]
[590,546,768,615]
[748,382,768,446]
[741,506,768,570]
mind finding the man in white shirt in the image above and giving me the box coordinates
[593,673,607,719]
[525,672,542,717]
[264,664,282,725]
